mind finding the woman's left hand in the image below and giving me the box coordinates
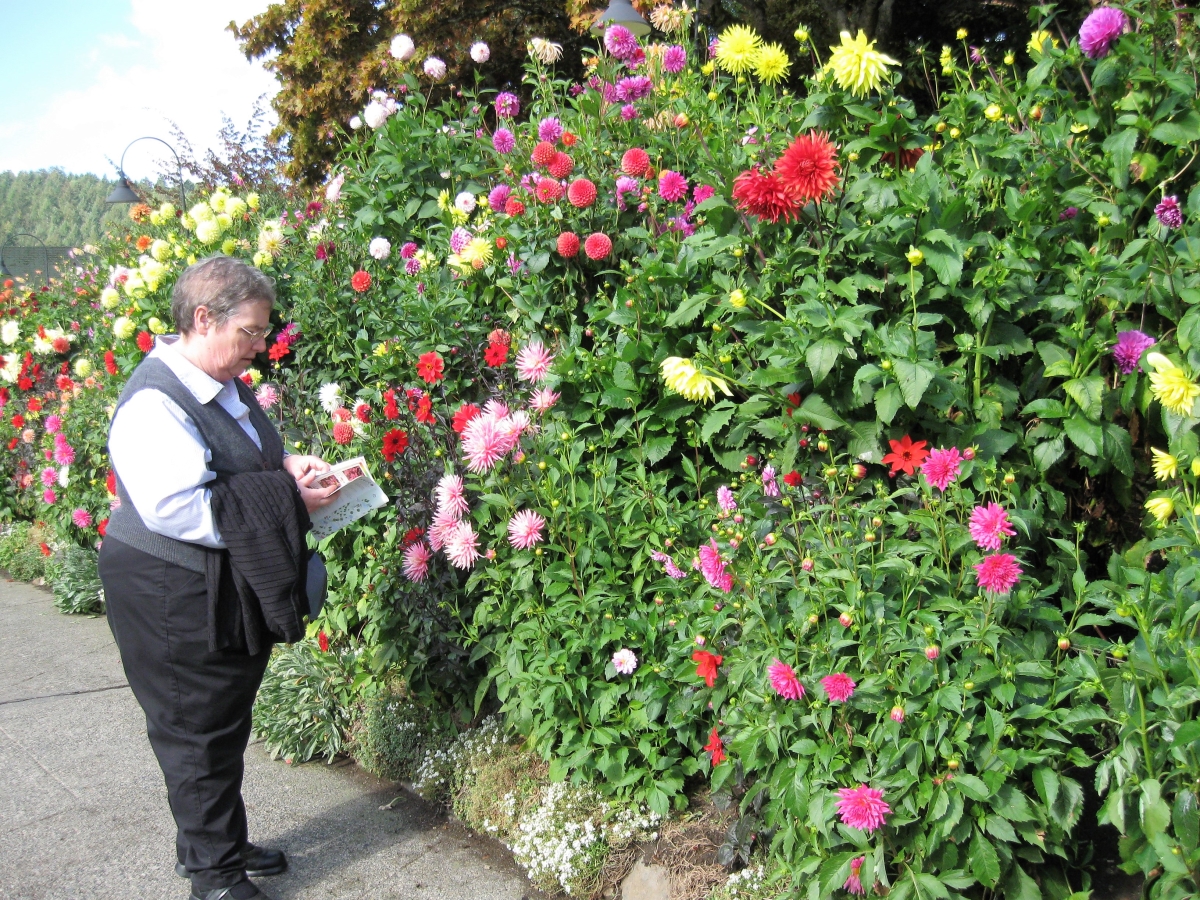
[282,454,332,481]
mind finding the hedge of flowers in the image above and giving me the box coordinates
[4,1,1200,896]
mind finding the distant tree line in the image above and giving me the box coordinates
[0,170,130,250]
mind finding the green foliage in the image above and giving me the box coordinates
[0,169,129,247]
[351,684,452,781]
[0,522,53,582]
[48,545,103,615]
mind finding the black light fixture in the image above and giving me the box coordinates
[106,136,187,210]
[590,0,651,37]
[0,233,51,285]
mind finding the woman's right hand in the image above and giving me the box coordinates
[295,469,339,513]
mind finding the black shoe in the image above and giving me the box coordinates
[177,845,288,879]
[190,879,275,900]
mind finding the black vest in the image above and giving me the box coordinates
[105,355,284,573]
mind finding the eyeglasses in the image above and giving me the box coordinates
[239,325,274,341]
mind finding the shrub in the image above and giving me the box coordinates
[0,522,55,582]
[351,685,452,782]
[48,544,103,615]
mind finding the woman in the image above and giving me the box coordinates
[100,255,335,900]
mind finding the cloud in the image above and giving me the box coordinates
[0,0,279,178]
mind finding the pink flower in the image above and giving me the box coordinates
[761,465,780,497]
[974,553,1023,594]
[604,24,639,60]
[890,705,905,723]
[662,45,686,73]
[925,645,940,660]
[537,116,563,143]
[698,539,733,593]
[1078,6,1128,59]
[461,412,518,473]
[694,184,715,204]
[400,241,418,259]
[450,227,471,254]
[488,184,512,212]
[530,388,560,413]
[507,509,546,550]
[1113,330,1155,374]
[436,473,469,519]
[845,857,866,895]
[53,434,75,466]
[1156,195,1184,229]
[255,385,278,410]
[444,520,481,569]
[44,414,61,434]
[40,467,56,488]
[612,648,638,674]
[43,489,56,505]
[650,550,686,578]
[492,128,516,154]
[968,502,1016,551]
[428,509,460,551]
[768,659,804,700]
[836,785,890,832]
[516,341,554,383]
[716,485,736,512]
[658,170,688,202]
[821,673,856,702]
[72,508,93,528]
[403,541,432,581]
[920,447,961,491]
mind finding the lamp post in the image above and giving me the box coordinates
[590,0,651,36]
[0,232,51,285]
[106,136,187,211]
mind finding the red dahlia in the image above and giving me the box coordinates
[547,152,574,179]
[351,270,372,292]
[484,341,509,366]
[416,351,445,383]
[136,331,153,353]
[621,147,650,177]
[775,131,840,203]
[732,166,800,224]
[452,403,481,434]
[531,141,557,166]
[382,428,409,461]
[504,197,525,216]
[535,178,564,203]
[567,178,597,208]
[557,232,581,258]
[332,422,354,445]
[584,233,612,260]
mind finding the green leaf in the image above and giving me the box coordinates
[1151,113,1200,146]
[922,245,963,286]
[1032,767,1059,809]
[1102,128,1138,181]
[1174,791,1199,852]
[893,360,936,408]
[1062,375,1105,419]
[643,435,675,466]
[1141,779,1171,839]
[970,831,1001,888]
[1003,864,1042,900]
[874,383,903,424]
[701,402,736,442]
[1032,437,1065,471]
[1064,416,1103,456]
[417,199,440,219]
[666,293,709,327]
[807,339,844,386]
[952,774,991,801]
[795,394,846,430]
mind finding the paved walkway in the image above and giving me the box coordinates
[0,576,536,900]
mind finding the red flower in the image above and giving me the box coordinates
[584,233,612,260]
[415,395,434,424]
[401,526,425,547]
[97,517,108,537]
[484,341,509,366]
[382,428,409,461]
[354,402,371,423]
[556,232,580,258]
[504,197,526,216]
[783,470,802,487]
[882,435,929,477]
[562,131,577,147]
[547,152,574,179]
[383,389,399,420]
[351,270,372,293]
[7,438,18,450]
[105,351,118,376]
[732,166,800,223]
[11,414,24,428]
[39,542,52,557]
[136,331,153,353]
[332,422,354,444]
[568,178,597,208]
[416,351,445,383]
[52,336,70,354]
[26,398,41,413]
[775,131,840,203]
[268,343,290,361]
[54,376,72,391]
[452,403,481,433]
[18,377,32,391]
[704,727,725,766]
[621,147,650,177]
[106,470,117,495]
[535,178,564,203]
[531,141,557,166]
[318,630,330,652]
[692,649,724,687]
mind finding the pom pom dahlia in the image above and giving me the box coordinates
[547,152,574,179]
[1113,330,1155,374]
[1078,7,1128,59]
[492,128,516,155]
[531,141,557,166]
[612,648,638,675]
[567,179,597,208]
[557,232,581,258]
[621,148,651,177]
[1156,195,1183,229]
[494,92,520,118]
[584,232,612,260]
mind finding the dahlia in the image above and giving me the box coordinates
[444,520,481,569]
[505,197,526,217]
[1156,196,1184,229]
[584,233,613,260]
[662,45,686,73]
[1112,330,1155,374]
[567,178,597,208]
[494,92,520,118]
[621,148,651,177]
[650,550,687,579]
[557,232,581,258]
[1145,352,1200,415]
[351,270,372,292]
[845,858,866,896]
[768,659,804,700]
[535,178,564,203]
[882,435,928,476]
[423,57,447,80]
[492,129,516,155]
[754,43,791,83]
[821,673,856,702]
[72,508,93,529]
[428,509,459,551]
[776,132,840,203]
[508,509,547,550]
[1152,447,1178,481]
[715,24,762,74]
[660,357,729,404]
[616,75,653,102]
[836,785,890,832]
[525,387,558,414]
[692,649,723,687]
[547,152,574,179]
[470,41,490,64]
[538,117,564,143]
[451,403,481,434]
[716,486,737,512]
[40,467,56,488]
[390,34,415,61]
[762,465,780,497]
[604,24,640,60]
[484,341,509,366]
[450,227,472,254]
[732,167,800,223]
[529,38,563,64]
[920,447,962,491]
[658,170,688,202]
[1078,7,1128,59]
[53,434,75,465]
[974,553,1023,594]
[612,648,638,675]
[704,727,725,765]
[255,385,278,410]
[890,706,905,723]
[331,422,353,445]
[436,473,470,519]
[620,104,638,121]
[516,341,554,382]
[416,351,444,384]
[698,539,733,593]
[402,541,432,581]
[44,414,61,434]
[382,428,409,461]
[969,502,1016,551]
[43,489,56,505]
[462,413,517,472]
[532,141,557,166]
[826,30,898,96]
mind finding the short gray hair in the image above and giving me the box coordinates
[171,255,276,334]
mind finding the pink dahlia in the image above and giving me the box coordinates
[651,550,686,579]
[529,388,560,413]
[974,552,1023,594]
[698,539,733,593]
[1156,196,1184,229]
[537,116,564,143]
[716,485,737,512]
[1079,6,1128,59]
[584,233,612,260]
[255,385,278,410]
[507,509,546,550]
[535,177,564,203]
[516,341,554,383]
[494,92,520,118]
[43,489,56,505]
[488,184,512,213]
[450,227,471,254]
[53,434,75,466]
[662,45,686,73]
[890,705,905,723]
[762,464,780,497]
[658,170,688,202]
[462,412,517,473]
[444,521,481,569]
[968,502,1016,551]
[44,414,61,434]
[492,128,516,154]
[400,241,418,259]
[821,673,856,702]
[1113,330,1156,374]
[72,508,93,529]
[612,648,638,674]
[836,785,890,833]
[604,24,640,60]
[436,473,469,519]
[403,541,432,581]
[845,857,866,896]
[768,659,804,700]
[40,467,56,488]
[920,447,961,491]
[428,509,460,551]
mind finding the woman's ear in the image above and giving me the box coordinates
[192,305,212,336]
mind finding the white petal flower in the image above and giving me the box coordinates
[369,237,392,260]
[363,101,390,129]
[349,116,363,130]
[470,41,490,63]
[390,34,415,61]
[423,56,447,80]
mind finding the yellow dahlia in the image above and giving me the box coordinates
[715,25,762,75]
[1145,495,1175,524]
[753,43,791,84]
[1152,448,1178,481]
[1028,30,1058,56]
[826,30,898,97]
[660,357,730,404]
[460,237,494,269]
[1146,352,1200,416]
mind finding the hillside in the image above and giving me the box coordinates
[0,169,131,249]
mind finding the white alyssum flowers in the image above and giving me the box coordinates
[470,41,490,63]
[390,33,415,61]
[369,237,392,260]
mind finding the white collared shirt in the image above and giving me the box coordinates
[108,335,263,549]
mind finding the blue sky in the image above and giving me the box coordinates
[0,0,279,177]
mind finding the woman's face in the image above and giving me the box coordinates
[187,299,272,383]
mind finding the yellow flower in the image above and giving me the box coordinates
[460,237,493,269]
[729,289,746,308]
[1069,122,1089,134]
[1152,448,1178,481]
[715,25,762,74]
[437,190,451,211]
[373,342,389,358]
[794,26,809,44]
[660,357,730,404]
[956,28,968,40]
[701,61,715,75]
[147,317,168,335]
[1146,352,1200,416]
[246,193,260,210]
[100,287,120,310]
[112,317,136,340]
[244,367,262,386]
[984,104,1003,122]
[1028,30,1058,56]
[753,43,790,83]
[159,202,176,219]
[73,358,93,379]
[1146,495,1175,524]
[906,246,924,266]
[221,238,238,255]
[196,220,221,244]
[1004,52,1015,65]
[1192,458,1200,477]
[150,239,171,263]
[826,30,898,97]
[252,251,270,268]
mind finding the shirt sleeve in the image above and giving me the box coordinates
[108,389,226,549]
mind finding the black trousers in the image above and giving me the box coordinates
[99,537,271,892]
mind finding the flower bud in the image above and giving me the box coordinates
[890,706,905,723]
[801,558,814,572]
[838,612,853,627]
[925,645,940,660]
[905,246,925,266]
[962,447,976,461]
[764,533,776,545]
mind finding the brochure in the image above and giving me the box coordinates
[309,456,388,539]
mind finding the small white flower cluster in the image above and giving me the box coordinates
[601,803,661,845]
[412,715,506,798]
[719,865,773,899]
[509,782,607,895]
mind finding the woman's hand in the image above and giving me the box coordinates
[282,454,331,481]
[295,468,339,514]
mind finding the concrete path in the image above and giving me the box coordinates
[0,576,537,900]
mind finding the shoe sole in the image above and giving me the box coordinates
[176,861,288,878]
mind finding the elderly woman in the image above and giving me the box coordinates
[100,255,334,900]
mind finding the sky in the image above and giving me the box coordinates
[0,0,280,179]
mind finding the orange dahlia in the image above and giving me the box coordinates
[775,131,839,203]
[731,167,799,223]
